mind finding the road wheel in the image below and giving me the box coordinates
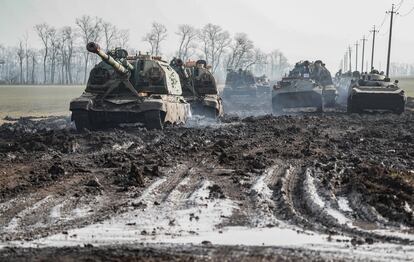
[72,110,92,132]
[145,110,163,130]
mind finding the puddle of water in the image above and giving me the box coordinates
[305,243,414,262]
[163,226,342,246]
[337,197,352,212]
[112,141,134,151]
[21,179,236,248]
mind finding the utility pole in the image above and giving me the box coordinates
[348,46,352,72]
[344,52,348,72]
[370,25,379,71]
[354,41,359,72]
[361,36,367,73]
[386,4,398,78]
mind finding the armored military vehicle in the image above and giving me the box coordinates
[170,58,223,118]
[223,69,258,99]
[335,71,360,106]
[255,74,272,96]
[272,61,324,113]
[70,42,190,131]
[311,60,337,107]
[347,71,406,114]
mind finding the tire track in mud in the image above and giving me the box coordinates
[1,109,414,260]
[0,162,197,242]
[22,161,239,246]
[267,161,414,245]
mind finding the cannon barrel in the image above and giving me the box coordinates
[86,42,133,75]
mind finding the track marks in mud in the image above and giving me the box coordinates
[270,164,414,245]
[25,168,238,247]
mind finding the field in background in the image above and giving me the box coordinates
[0,85,84,124]
[0,79,413,124]
[397,77,414,97]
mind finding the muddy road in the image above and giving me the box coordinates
[0,100,414,261]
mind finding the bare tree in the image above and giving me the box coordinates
[34,23,51,84]
[226,33,254,70]
[268,50,289,78]
[76,15,102,83]
[198,24,231,73]
[61,26,75,84]
[176,24,198,61]
[117,29,130,47]
[48,27,59,84]
[243,48,265,69]
[24,32,30,84]
[30,50,37,84]
[17,40,25,84]
[102,21,118,50]
[143,22,167,56]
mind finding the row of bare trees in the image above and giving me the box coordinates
[144,22,290,77]
[0,15,130,85]
[0,17,290,85]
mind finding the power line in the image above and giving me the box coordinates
[370,25,379,70]
[399,5,414,16]
[377,13,388,30]
[380,27,390,36]
[361,36,368,73]
[396,0,404,12]
[354,41,359,72]
[385,4,399,78]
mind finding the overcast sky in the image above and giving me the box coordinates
[1,0,414,72]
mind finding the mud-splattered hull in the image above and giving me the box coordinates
[272,90,323,110]
[223,85,258,97]
[187,95,223,118]
[349,92,406,112]
[70,96,190,129]
[323,88,337,107]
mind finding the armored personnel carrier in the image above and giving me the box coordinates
[272,61,324,113]
[170,58,223,118]
[347,71,406,114]
[223,69,258,99]
[70,42,190,131]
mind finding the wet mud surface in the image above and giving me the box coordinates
[0,98,414,261]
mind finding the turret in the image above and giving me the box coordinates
[86,42,133,75]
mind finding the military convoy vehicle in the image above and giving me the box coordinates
[272,60,336,113]
[334,70,360,106]
[223,69,258,99]
[255,75,272,96]
[347,71,406,114]
[70,42,190,131]
[170,58,223,118]
[272,77,324,113]
[311,60,337,107]
[222,69,272,111]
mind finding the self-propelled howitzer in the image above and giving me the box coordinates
[86,42,133,75]
[69,42,190,130]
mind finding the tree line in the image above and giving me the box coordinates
[0,15,290,85]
